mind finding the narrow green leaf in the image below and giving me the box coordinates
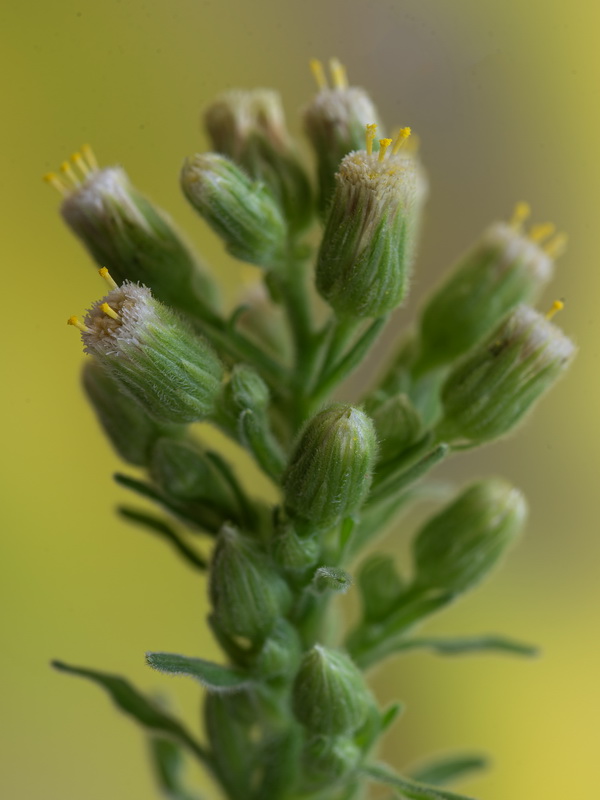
[51,661,209,764]
[368,444,450,507]
[146,652,253,693]
[362,763,477,800]
[149,737,204,800]
[118,507,207,570]
[380,702,405,733]
[393,634,538,659]
[407,753,488,787]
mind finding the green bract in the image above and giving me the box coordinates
[55,58,576,800]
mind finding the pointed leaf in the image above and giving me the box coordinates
[52,661,208,764]
[381,701,405,733]
[119,507,207,570]
[390,634,538,659]
[407,753,488,786]
[146,652,253,693]
[362,763,477,800]
[150,737,204,800]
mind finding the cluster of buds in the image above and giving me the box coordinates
[50,57,577,800]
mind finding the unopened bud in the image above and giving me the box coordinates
[72,280,223,424]
[304,59,383,216]
[358,553,405,622]
[55,151,219,315]
[251,619,302,679]
[316,128,425,317]
[418,209,558,370]
[438,304,576,445]
[271,524,320,573]
[209,524,291,642]
[82,360,178,467]
[150,438,235,511]
[181,153,286,268]
[369,393,422,463]
[283,404,377,528]
[205,90,312,232]
[300,735,361,790]
[413,479,527,595]
[292,645,371,736]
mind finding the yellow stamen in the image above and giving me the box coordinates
[67,316,90,333]
[392,127,411,155]
[98,267,118,290]
[71,150,91,178]
[43,172,69,196]
[378,138,392,162]
[545,299,564,321]
[101,302,120,321]
[309,59,327,90]
[365,123,377,156]
[529,222,556,244]
[81,143,99,171]
[544,232,568,259]
[329,58,348,90]
[509,201,531,231]
[60,160,80,187]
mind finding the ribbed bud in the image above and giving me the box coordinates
[418,219,555,371]
[251,619,302,679]
[304,85,382,217]
[271,525,320,573]
[60,165,219,316]
[292,645,370,736]
[358,554,405,622]
[300,735,361,790]
[82,360,177,467]
[413,480,527,595]
[150,438,235,511]
[283,404,377,528]
[316,144,425,317]
[77,282,223,424]
[217,364,270,430]
[369,393,422,463]
[181,153,286,268]
[204,90,312,232]
[438,305,576,445]
[209,524,291,642]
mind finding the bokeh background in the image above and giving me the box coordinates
[2,0,598,797]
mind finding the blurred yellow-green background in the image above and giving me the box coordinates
[2,0,598,797]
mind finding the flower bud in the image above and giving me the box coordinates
[82,360,178,467]
[72,280,223,424]
[150,438,236,512]
[316,128,425,317]
[271,524,320,573]
[369,393,422,463]
[251,619,302,679]
[413,479,527,595]
[216,363,270,432]
[417,207,559,371]
[292,645,371,736]
[204,90,312,232]
[209,524,291,642]
[180,153,286,268]
[357,553,405,622]
[54,148,219,316]
[304,59,383,217]
[438,304,576,445]
[283,404,377,528]
[300,735,361,791]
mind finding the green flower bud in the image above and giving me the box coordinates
[52,148,219,316]
[251,619,302,679]
[292,645,371,736]
[316,128,425,317]
[417,206,560,371]
[209,524,291,642]
[369,393,422,463]
[180,153,286,268]
[304,58,383,217]
[300,735,361,791]
[358,553,405,622]
[150,438,236,511]
[204,90,312,232]
[216,363,270,431]
[271,524,320,573]
[438,304,576,445]
[283,404,377,528]
[71,280,223,424]
[413,479,527,595]
[82,360,178,467]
